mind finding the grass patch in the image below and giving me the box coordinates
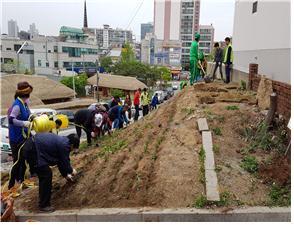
[193,195,207,208]
[181,107,195,115]
[215,165,222,172]
[212,127,222,136]
[213,144,220,154]
[226,105,239,111]
[241,122,288,154]
[240,155,258,173]
[240,80,246,90]
[98,139,127,157]
[216,191,231,207]
[79,141,89,151]
[268,184,291,207]
[199,146,206,184]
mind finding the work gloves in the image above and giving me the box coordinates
[23,121,31,128]
[66,169,77,182]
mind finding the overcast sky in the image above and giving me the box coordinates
[1,0,235,41]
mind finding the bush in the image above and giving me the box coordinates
[268,184,291,206]
[60,73,88,97]
[193,195,207,208]
[110,89,125,98]
[240,80,246,90]
[226,105,239,110]
[240,155,258,173]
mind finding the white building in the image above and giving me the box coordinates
[96,24,133,50]
[199,24,214,54]
[141,33,181,67]
[154,0,200,66]
[1,35,34,72]
[8,20,19,38]
[28,23,39,39]
[232,0,290,84]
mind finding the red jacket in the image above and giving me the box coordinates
[133,91,140,105]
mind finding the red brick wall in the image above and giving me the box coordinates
[248,64,291,119]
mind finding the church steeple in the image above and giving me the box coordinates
[83,0,88,28]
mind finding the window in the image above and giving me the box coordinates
[0,45,2,51]
[252,1,258,13]
[4,58,13,63]
[54,61,58,68]
[54,46,58,53]
[14,45,21,51]
[46,62,49,67]
[48,50,51,53]
[38,60,41,67]
[6,48,12,51]
[0,58,2,63]
[43,45,45,49]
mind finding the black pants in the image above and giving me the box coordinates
[37,166,52,208]
[75,125,91,145]
[8,141,27,189]
[142,105,149,116]
[213,62,223,80]
[225,63,231,83]
[134,105,139,121]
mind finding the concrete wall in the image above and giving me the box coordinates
[232,0,290,84]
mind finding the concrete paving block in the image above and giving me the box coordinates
[202,131,213,153]
[77,208,142,222]
[197,118,209,132]
[15,210,77,222]
[204,151,215,170]
[205,169,220,201]
[15,207,290,222]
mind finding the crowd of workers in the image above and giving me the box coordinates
[2,32,233,218]
[189,32,233,85]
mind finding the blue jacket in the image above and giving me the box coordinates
[8,98,30,144]
[151,96,159,106]
[34,133,73,177]
[108,105,128,124]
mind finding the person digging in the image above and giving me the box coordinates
[22,133,80,213]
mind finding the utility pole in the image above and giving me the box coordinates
[96,59,99,102]
[16,41,28,73]
[72,61,76,99]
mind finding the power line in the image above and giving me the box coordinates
[125,0,145,30]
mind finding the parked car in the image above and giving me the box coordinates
[172,82,179,90]
[1,108,57,162]
[56,110,75,122]
[0,116,11,162]
[153,91,165,104]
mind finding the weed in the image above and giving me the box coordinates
[225,162,232,169]
[215,165,222,172]
[79,141,88,151]
[215,115,225,123]
[216,191,231,207]
[268,184,291,207]
[193,195,207,208]
[182,107,195,115]
[226,105,239,110]
[240,80,247,90]
[151,154,157,161]
[213,144,220,154]
[199,146,206,183]
[144,143,149,153]
[240,155,258,173]
[212,127,222,136]
[199,146,206,162]
[98,139,127,157]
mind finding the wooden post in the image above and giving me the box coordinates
[265,93,277,126]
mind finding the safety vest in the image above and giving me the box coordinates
[140,92,150,106]
[224,44,234,63]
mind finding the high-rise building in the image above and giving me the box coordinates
[8,19,19,37]
[199,24,214,54]
[96,24,133,49]
[154,0,200,67]
[141,23,153,40]
[28,23,39,39]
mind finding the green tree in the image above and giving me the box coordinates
[110,89,125,98]
[100,56,113,73]
[60,73,88,97]
[121,42,135,63]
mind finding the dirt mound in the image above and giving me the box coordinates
[15,86,203,211]
[259,156,290,186]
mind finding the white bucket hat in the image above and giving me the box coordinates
[94,113,103,127]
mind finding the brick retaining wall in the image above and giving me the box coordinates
[249,64,291,119]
